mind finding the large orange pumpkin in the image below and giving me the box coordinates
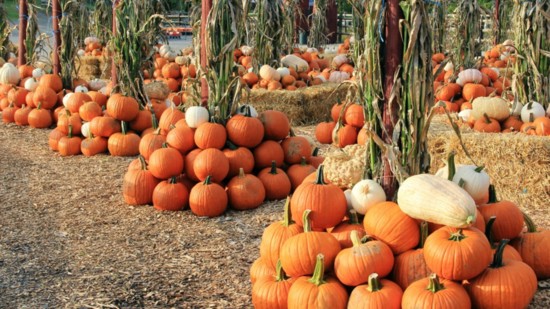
[401,274,471,309]
[123,156,160,205]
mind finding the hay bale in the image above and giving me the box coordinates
[428,116,550,210]
[76,56,112,81]
[242,82,352,125]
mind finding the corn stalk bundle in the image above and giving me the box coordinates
[452,0,483,68]
[308,0,330,49]
[494,0,512,44]
[254,0,285,66]
[513,0,550,107]
[205,0,246,120]
[90,0,113,45]
[348,0,385,180]
[24,3,40,65]
[429,0,446,54]
[281,0,301,54]
[111,0,166,104]
[58,0,87,88]
[0,0,13,60]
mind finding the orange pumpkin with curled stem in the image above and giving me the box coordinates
[253,140,285,170]
[259,110,290,141]
[57,109,82,136]
[392,222,432,290]
[108,121,141,157]
[478,185,524,241]
[280,210,341,278]
[286,157,316,191]
[148,143,184,179]
[259,197,303,269]
[188,175,227,217]
[194,121,227,150]
[402,274,471,309]
[348,273,403,309]
[106,93,139,122]
[123,156,160,205]
[193,148,229,183]
[226,109,264,148]
[80,133,108,157]
[281,135,312,165]
[466,239,537,309]
[252,260,296,309]
[227,168,265,210]
[287,254,348,309]
[152,176,188,211]
[257,161,291,201]
[473,113,501,132]
[484,216,522,261]
[58,125,82,157]
[510,213,550,279]
[330,210,366,249]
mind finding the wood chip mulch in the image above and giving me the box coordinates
[0,123,548,309]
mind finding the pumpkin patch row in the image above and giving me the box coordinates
[250,159,549,308]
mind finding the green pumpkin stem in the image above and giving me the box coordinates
[419,221,429,248]
[275,260,288,282]
[522,212,537,233]
[281,197,294,227]
[312,147,320,157]
[427,274,445,293]
[244,105,252,117]
[162,142,168,148]
[447,151,456,181]
[367,273,381,292]
[68,125,73,138]
[138,155,147,170]
[300,156,307,166]
[458,178,466,188]
[349,210,360,225]
[238,168,245,177]
[449,229,466,242]
[474,165,485,173]
[203,175,212,185]
[37,102,42,109]
[529,113,534,123]
[314,165,326,185]
[488,185,498,204]
[490,239,510,268]
[350,230,363,247]
[307,254,326,286]
[485,216,497,248]
[302,209,313,233]
[121,121,128,135]
[169,176,177,184]
[269,161,278,174]
[225,140,238,150]
[483,113,492,124]
[151,112,159,130]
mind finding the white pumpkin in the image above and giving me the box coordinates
[397,174,477,228]
[458,109,472,122]
[314,75,327,83]
[240,45,254,56]
[74,85,89,93]
[510,100,523,117]
[62,92,74,108]
[24,78,39,91]
[435,163,466,180]
[443,61,454,72]
[521,101,546,123]
[452,165,490,204]
[81,122,91,138]
[350,179,386,215]
[32,68,45,79]
[281,54,309,73]
[332,54,349,69]
[259,65,280,81]
[458,69,482,84]
[84,36,99,45]
[276,67,290,78]
[185,106,209,128]
[344,189,353,211]
[0,63,21,85]
[98,86,108,95]
[235,104,258,117]
[455,77,464,87]
[77,49,86,57]
[471,96,510,121]
[306,47,319,54]
[329,71,350,83]
[88,78,107,91]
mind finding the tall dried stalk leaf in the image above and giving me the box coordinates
[0,0,13,59]
[309,0,330,49]
[281,0,301,54]
[254,0,284,66]
[59,0,88,88]
[90,0,113,45]
[453,0,483,68]
[429,0,446,53]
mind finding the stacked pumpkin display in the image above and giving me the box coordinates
[77,36,106,57]
[250,158,549,308]
[122,106,327,216]
[235,46,354,91]
[314,101,366,148]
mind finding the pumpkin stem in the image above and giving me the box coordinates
[483,113,491,124]
[281,196,294,227]
[474,165,485,173]
[522,212,537,233]
[487,184,498,204]
[529,113,534,123]
[449,229,466,242]
[466,215,475,226]
[300,156,307,166]
[121,121,128,135]
[289,128,296,137]
[138,155,148,170]
[419,221,429,248]
[349,210,360,225]
[447,151,456,181]
[458,178,466,188]
[312,147,320,157]
[67,125,73,138]
[366,273,381,292]
[307,254,326,286]
[302,209,313,233]
[485,216,497,248]
[37,102,42,109]
[275,260,289,282]
[244,105,252,117]
[203,175,212,185]
[426,274,445,293]
[350,230,363,247]
[314,165,326,185]
[269,161,278,175]
[490,239,510,268]
[169,176,178,184]
[225,140,238,150]
[238,167,245,178]
[161,142,168,148]
[151,111,159,130]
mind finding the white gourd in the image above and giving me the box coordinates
[235,104,258,117]
[88,79,107,91]
[329,71,350,83]
[62,93,74,108]
[259,65,281,81]
[452,165,491,204]
[397,174,477,228]
[24,78,39,91]
[185,106,209,128]
[350,179,386,215]
[458,69,482,84]
[0,63,21,85]
[510,100,523,117]
[280,55,309,73]
[331,54,349,69]
[32,68,45,79]
[471,97,510,121]
[344,189,353,211]
[521,102,546,122]
[458,109,472,122]
[74,85,89,93]
[276,67,290,78]
[81,122,91,138]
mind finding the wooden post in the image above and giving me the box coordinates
[327,0,337,43]
[200,0,212,105]
[381,0,404,198]
[52,0,61,75]
[111,0,119,85]
[18,0,28,66]
[493,0,500,45]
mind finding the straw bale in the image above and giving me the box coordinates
[242,82,352,125]
[75,56,112,81]
[428,116,550,210]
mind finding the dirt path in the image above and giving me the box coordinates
[0,124,549,308]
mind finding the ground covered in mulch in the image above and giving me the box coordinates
[0,123,549,308]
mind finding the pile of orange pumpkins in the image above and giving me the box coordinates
[250,161,550,308]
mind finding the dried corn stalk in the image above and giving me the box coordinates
[429,0,446,54]
[453,0,484,68]
[254,0,285,66]
[513,0,550,107]
[0,0,13,60]
[90,0,113,45]
[59,0,87,89]
[281,0,301,54]
[308,0,330,49]
[205,0,246,120]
